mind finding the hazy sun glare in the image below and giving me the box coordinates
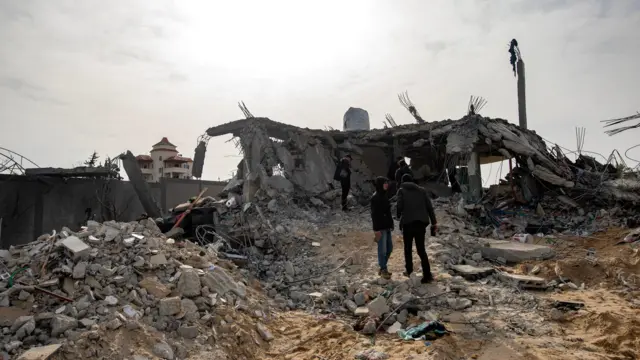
[174,0,378,78]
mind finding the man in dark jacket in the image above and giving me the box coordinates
[371,176,394,279]
[395,160,413,185]
[396,173,437,283]
[333,155,352,211]
[386,157,403,197]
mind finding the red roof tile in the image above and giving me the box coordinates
[164,156,193,162]
[152,137,176,148]
[136,155,153,161]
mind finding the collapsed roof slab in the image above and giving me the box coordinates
[205,115,572,193]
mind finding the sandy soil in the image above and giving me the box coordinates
[261,223,640,360]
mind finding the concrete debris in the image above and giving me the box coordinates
[481,240,555,263]
[0,217,266,359]
[367,296,390,318]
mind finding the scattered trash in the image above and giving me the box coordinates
[397,321,449,341]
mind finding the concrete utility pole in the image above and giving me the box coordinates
[517,58,527,129]
[509,39,527,129]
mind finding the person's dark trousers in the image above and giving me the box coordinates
[402,221,431,277]
[340,180,350,210]
[387,181,398,199]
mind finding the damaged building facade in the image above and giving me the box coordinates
[201,115,639,206]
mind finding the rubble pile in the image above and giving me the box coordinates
[0,218,275,359]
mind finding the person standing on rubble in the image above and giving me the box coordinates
[396,173,437,283]
[395,159,413,185]
[386,157,403,197]
[371,176,394,279]
[333,154,352,211]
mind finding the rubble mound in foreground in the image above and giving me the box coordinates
[0,219,274,360]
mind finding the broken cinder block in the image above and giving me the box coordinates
[61,236,91,260]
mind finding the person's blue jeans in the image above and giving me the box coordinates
[377,229,393,271]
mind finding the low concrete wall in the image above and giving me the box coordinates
[0,175,227,248]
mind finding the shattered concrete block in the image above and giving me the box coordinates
[16,344,62,360]
[200,267,246,299]
[61,236,91,259]
[51,315,78,337]
[480,240,555,263]
[138,277,171,299]
[178,325,199,339]
[177,269,202,298]
[367,296,389,318]
[159,297,182,316]
[450,264,495,281]
[149,253,168,266]
[256,323,274,341]
[498,272,547,289]
[153,342,174,360]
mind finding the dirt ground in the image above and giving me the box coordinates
[258,224,640,360]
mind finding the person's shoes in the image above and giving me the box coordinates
[421,273,435,284]
[381,270,392,280]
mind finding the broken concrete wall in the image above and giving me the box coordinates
[360,146,390,178]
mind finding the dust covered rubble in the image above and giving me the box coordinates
[253,198,557,339]
[0,218,274,359]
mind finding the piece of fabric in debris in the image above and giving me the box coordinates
[354,349,389,360]
[397,321,449,341]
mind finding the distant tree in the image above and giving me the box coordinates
[84,151,100,167]
[102,156,122,180]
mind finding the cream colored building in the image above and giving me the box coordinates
[136,137,193,182]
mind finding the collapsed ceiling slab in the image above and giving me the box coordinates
[204,114,637,205]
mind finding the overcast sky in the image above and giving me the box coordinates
[1,0,639,182]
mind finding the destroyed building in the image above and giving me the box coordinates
[203,115,639,206]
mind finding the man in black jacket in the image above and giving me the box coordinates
[396,173,438,283]
[371,176,394,279]
[386,157,403,197]
[333,155,352,211]
[395,160,413,185]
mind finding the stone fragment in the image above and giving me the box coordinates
[51,315,78,337]
[354,307,369,316]
[450,264,495,281]
[284,261,295,277]
[149,253,168,266]
[5,340,22,352]
[354,292,367,306]
[200,267,246,298]
[177,270,202,297]
[386,321,402,334]
[447,298,472,310]
[159,297,182,316]
[104,295,118,306]
[153,342,174,360]
[344,300,358,313]
[138,277,171,299]
[256,323,274,341]
[106,318,122,330]
[178,325,198,339]
[361,319,376,335]
[16,344,61,360]
[79,318,96,327]
[368,296,390,317]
